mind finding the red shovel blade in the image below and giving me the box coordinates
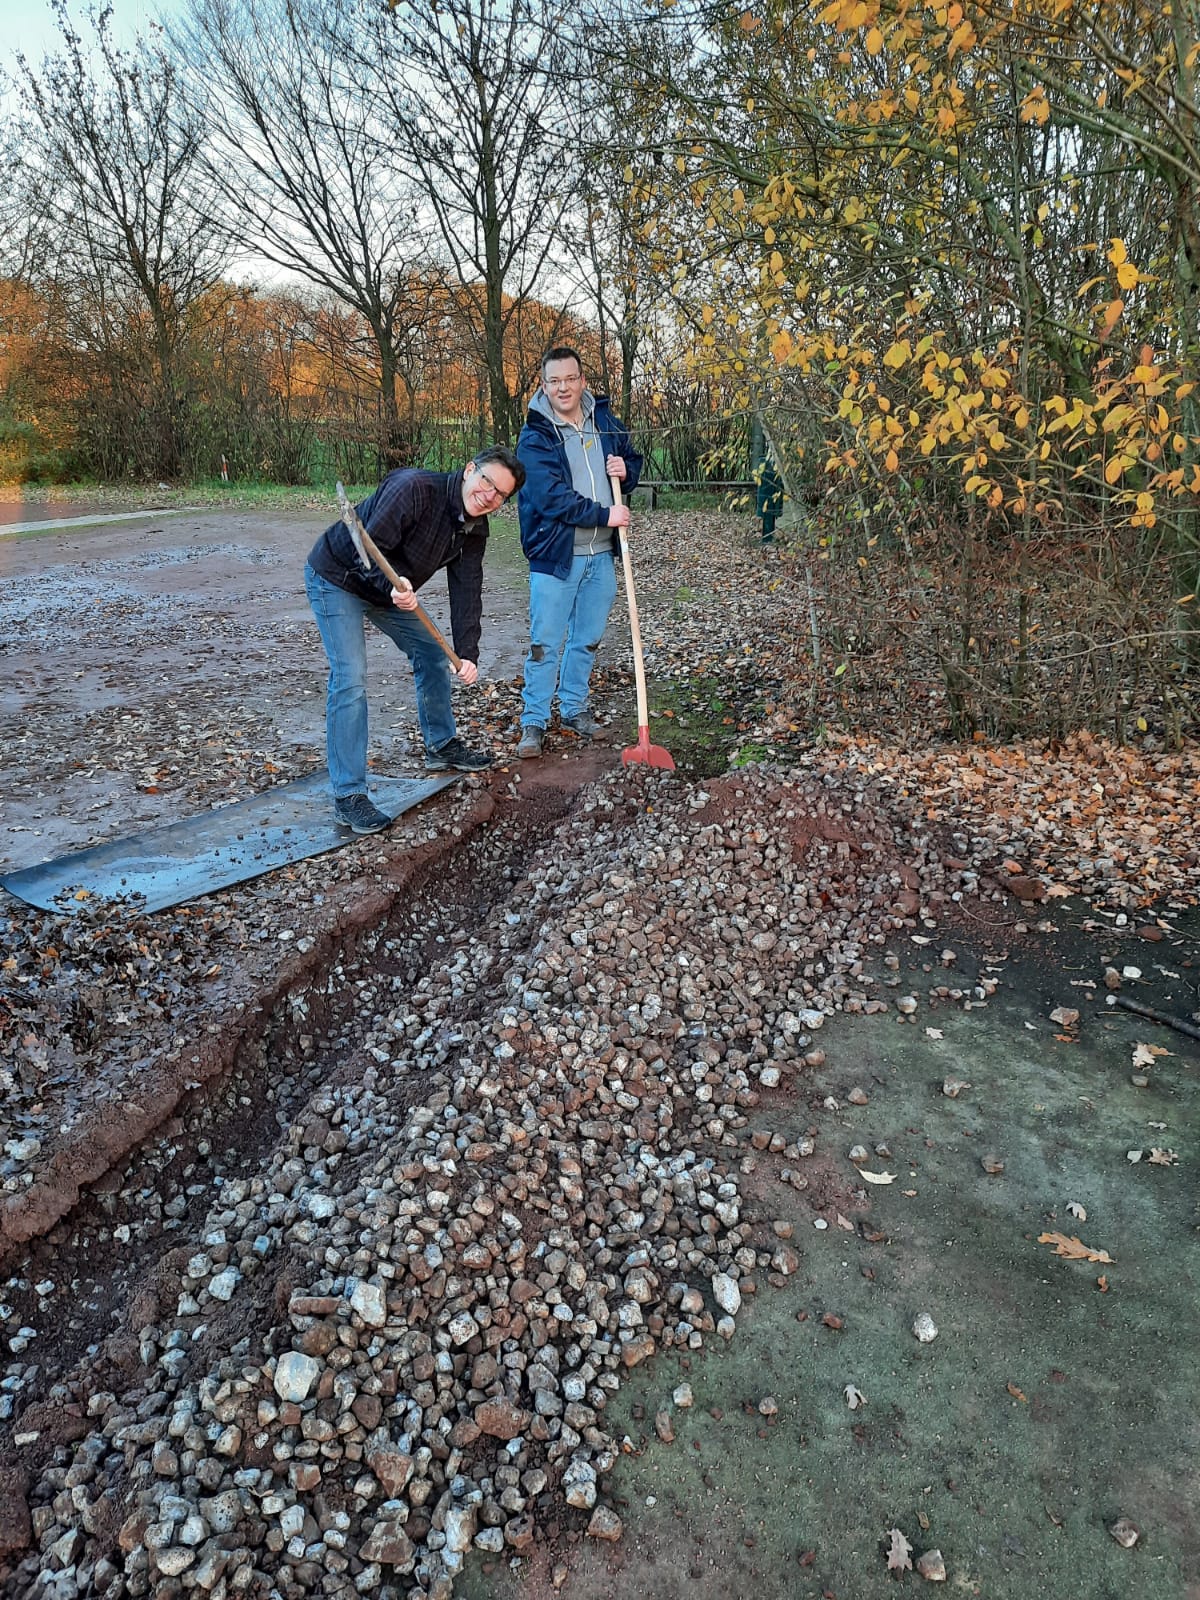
[622,724,676,769]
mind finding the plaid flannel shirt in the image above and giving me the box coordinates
[307,468,488,662]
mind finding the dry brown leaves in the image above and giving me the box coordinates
[1038,1231,1114,1264]
[885,1527,913,1572]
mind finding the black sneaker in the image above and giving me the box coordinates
[334,793,391,834]
[424,737,494,772]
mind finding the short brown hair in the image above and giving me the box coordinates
[540,345,583,376]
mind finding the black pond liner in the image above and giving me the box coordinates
[0,771,458,914]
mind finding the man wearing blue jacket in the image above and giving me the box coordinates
[515,346,643,758]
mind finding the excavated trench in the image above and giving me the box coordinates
[0,773,589,1517]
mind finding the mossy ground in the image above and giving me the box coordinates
[461,921,1199,1600]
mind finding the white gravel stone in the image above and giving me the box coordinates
[350,1281,387,1328]
[711,1272,741,1316]
[273,1351,322,1402]
[208,1268,240,1302]
[447,1312,480,1346]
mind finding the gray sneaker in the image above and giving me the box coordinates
[517,726,544,759]
[334,793,391,834]
[560,710,599,739]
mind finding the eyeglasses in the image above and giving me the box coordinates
[474,466,511,502]
[546,374,583,387]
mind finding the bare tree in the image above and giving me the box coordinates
[369,0,579,443]
[12,1,228,477]
[171,0,432,467]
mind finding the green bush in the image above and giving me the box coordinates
[0,416,71,484]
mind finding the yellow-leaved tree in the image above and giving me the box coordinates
[611,0,1199,741]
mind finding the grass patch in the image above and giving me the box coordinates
[635,671,769,777]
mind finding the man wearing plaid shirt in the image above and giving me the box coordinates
[305,447,524,834]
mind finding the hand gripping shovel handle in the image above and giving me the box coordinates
[335,481,462,672]
[612,478,675,770]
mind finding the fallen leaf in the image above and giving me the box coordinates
[1006,1382,1028,1402]
[844,1383,866,1410]
[1097,1274,1110,1292]
[1049,1006,1079,1027]
[1038,1231,1114,1264]
[885,1527,913,1572]
[835,1211,855,1231]
[1066,1201,1087,1220]
[916,1511,930,1531]
[902,1188,917,1197]
[1109,1517,1139,1548]
[1126,1149,1144,1163]
[1148,1148,1179,1166]
[1131,1042,1157,1068]
[858,1168,896,1185]
[925,1027,944,1039]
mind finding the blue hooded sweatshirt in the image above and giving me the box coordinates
[516,390,643,581]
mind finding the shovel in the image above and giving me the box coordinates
[611,477,675,770]
[335,481,462,671]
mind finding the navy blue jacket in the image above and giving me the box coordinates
[516,396,643,580]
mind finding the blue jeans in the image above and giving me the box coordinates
[304,565,456,796]
[521,554,618,728]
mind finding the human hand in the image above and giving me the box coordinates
[455,659,479,686]
[390,580,418,612]
[607,504,631,528]
[606,454,627,480]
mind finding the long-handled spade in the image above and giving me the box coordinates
[611,477,675,770]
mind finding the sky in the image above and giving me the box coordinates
[1,0,294,283]
[3,0,180,78]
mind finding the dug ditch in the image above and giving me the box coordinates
[1,757,1197,1600]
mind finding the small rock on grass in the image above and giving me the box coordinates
[912,1312,938,1343]
[587,1507,623,1541]
[916,1548,947,1580]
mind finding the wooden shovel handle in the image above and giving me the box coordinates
[612,479,651,733]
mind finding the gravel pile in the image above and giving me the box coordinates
[3,761,943,1598]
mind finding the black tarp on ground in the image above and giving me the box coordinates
[0,771,457,914]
